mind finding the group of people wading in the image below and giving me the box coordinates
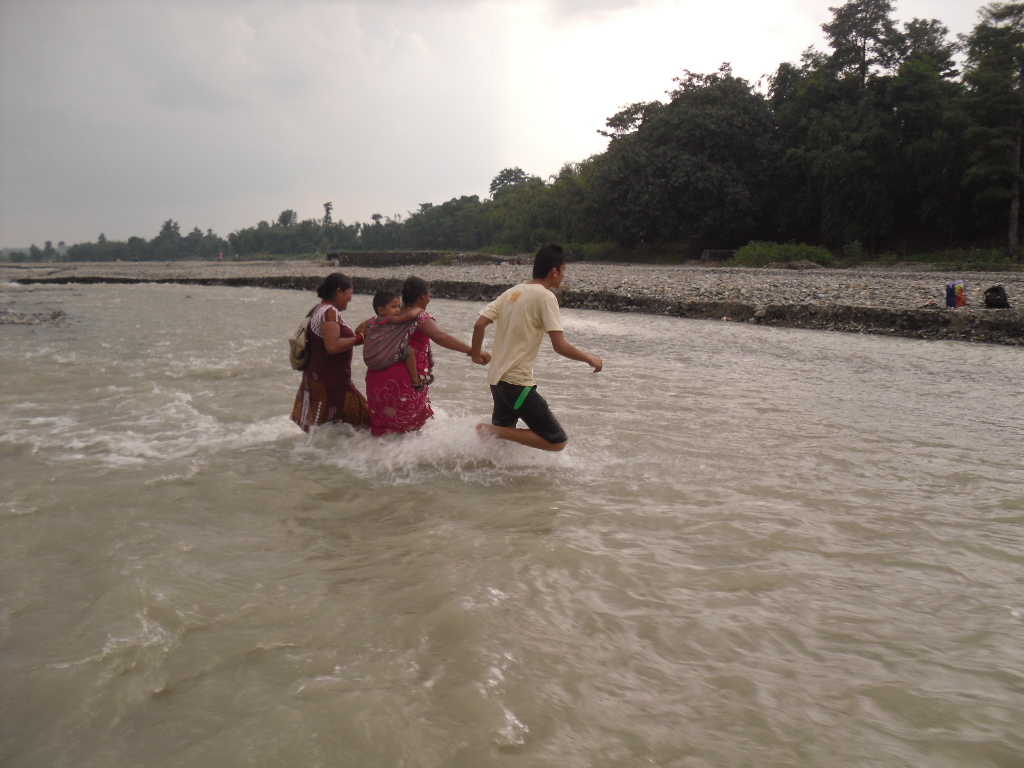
[290,243,603,451]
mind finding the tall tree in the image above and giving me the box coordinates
[589,65,777,247]
[597,101,661,139]
[886,18,967,246]
[963,2,1024,251]
[152,219,183,260]
[822,0,902,87]
[899,18,958,74]
[769,1,954,249]
[489,167,538,197]
[403,196,485,250]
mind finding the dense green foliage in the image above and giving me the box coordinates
[63,221,229,262]
[13,1,1024,264]
[727,242,836,267]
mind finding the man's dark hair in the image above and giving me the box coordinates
[401,276,431,306]
[372,290,398,313]
[532,243,566,279]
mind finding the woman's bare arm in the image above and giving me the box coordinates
[321,320,363,354]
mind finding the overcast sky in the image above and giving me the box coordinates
[0,0,982,248]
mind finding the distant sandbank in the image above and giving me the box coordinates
[3,259,1022,345]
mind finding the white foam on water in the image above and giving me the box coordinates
[163,356,243,379]
[5,364,611,485]
[4,379,298,468]
[72,412,297,466]
[143,463,203,485]
[288,404,616,487]
[0,501,39,517]
[493,707,529,749]
[48,608,180,677]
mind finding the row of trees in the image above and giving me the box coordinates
[226,206,408,255]
[5,240,66,262]
[60,221,228,262]
[58,205,409,262]
[26,1,1024,262]
[393,0,1024,255]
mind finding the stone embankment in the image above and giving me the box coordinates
[3,259,1023,345]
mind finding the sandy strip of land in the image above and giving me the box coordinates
[3,259,1023,344]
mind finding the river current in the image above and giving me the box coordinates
[1,281,1022,768]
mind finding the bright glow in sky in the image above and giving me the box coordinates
[0,0,982,247]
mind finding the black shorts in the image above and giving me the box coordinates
[489,382,568,445]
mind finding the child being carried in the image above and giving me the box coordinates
[362,291,434,390]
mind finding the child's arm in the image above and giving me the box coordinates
[391,306,424,323]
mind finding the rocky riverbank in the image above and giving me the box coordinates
[3,259,1023,345]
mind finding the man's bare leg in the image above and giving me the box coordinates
[476,423,566,452]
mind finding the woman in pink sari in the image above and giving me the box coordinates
[365,276,488,436]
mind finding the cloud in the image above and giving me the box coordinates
[2,0,512,241]
[0,0,989,247]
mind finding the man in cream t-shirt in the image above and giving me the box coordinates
[471,243,603,451]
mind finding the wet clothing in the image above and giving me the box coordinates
[479,283,568,445]
[479,283,562,387]
[363,315,417,371]
[291,303,370,432]
[365,312,434,435]
[488,382,567,445]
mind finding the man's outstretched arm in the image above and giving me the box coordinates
[549,331,602,372]
[471,316,492,365]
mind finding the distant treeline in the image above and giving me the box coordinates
[16,0,1024,263]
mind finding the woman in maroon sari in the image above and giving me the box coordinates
[291,273,371,432]
[365,276,488,436]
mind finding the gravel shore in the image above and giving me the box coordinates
[4,259,1023,345]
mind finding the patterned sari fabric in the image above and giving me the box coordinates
[365,312,434,436]
[362,315,418,370]
[291,303,370,432]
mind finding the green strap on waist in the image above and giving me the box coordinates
[513,386,533,411]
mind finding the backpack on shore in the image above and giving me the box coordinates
[984,285,1010,309]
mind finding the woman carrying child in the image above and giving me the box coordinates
[363,290,432,390]
[364,276,488,436]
